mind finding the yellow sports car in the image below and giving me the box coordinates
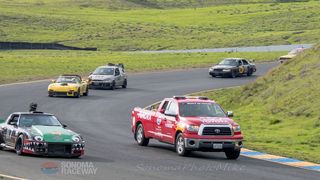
[48,75,89,98]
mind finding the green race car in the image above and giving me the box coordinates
[0,110,85,158]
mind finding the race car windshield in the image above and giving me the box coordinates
[179,102,226,117]
[56,76,80,84]
[218,59,238,66]
[93,68,114,75]
[19,115,62,127]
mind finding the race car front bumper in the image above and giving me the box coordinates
[90,81,112,88]
[209,71,232,77]
[22,140,85,157]
[48,90,78,97]
[184,138,243,152]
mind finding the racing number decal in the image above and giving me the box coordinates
[156,118,162,125]
[239,66,245,74]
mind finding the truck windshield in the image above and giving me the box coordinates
[179,102,226,117]
[19,114,62,127]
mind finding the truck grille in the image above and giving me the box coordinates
[202,126,232,136]
[48,143,72,155]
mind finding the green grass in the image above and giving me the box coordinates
[195,43,320,163]
[0,50,283,84]
[0,0,319,50]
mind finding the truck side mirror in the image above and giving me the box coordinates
[9,121,17,126]
[227,111,234,117]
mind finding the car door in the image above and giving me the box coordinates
[241,59,250,73]
[237,60,245,74]
[119,67,126,84]
[162,101,178,144]
[154,100,169,140]
[5,114,20,147]
[114,68,122,86]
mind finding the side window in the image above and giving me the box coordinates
[8,115,19,126]
[166,101,178,114]
[238,60,243,66]
[242,60,249,65]
[160,101,169,113]
[115,68,120,76]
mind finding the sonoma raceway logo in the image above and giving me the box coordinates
[41,161,98,175]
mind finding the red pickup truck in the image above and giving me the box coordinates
[131,96,243,159]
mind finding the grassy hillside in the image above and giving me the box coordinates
[0,0,319,50]
[197,43,320,163]
[0,50,283,84]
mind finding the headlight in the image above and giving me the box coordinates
[34,135,43,141]
[223,69,231,72]
[209,68,214,72]
[72,135,81,142]
[233,125,241,132]
[186,125,199,132]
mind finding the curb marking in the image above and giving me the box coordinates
[241,148,320,172]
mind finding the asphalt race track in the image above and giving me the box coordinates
[0,62,319,180]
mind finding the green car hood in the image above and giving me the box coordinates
[31,125,77,143]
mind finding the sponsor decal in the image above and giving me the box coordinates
[41,162,59,174]
[52,131,62,135]
[40,161,98,175]
[200,117,229,124]
[137,112,152,121]
[164,123,174,128]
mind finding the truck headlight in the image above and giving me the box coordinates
[34,135,43,141]
[233,125,241,132]
[223,69,231,72]
[186,125,199,132]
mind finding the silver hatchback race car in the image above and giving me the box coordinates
[88,63,127,90]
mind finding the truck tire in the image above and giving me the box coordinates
[15,134,25,156]
[175,133,191,156]
[225,149,240,159]
[135,123,149,146]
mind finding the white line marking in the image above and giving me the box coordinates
[0,173,28,180]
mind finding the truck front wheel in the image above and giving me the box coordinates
[135,123,149,146]
[225,149,240,159]
[175,133,191,156]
